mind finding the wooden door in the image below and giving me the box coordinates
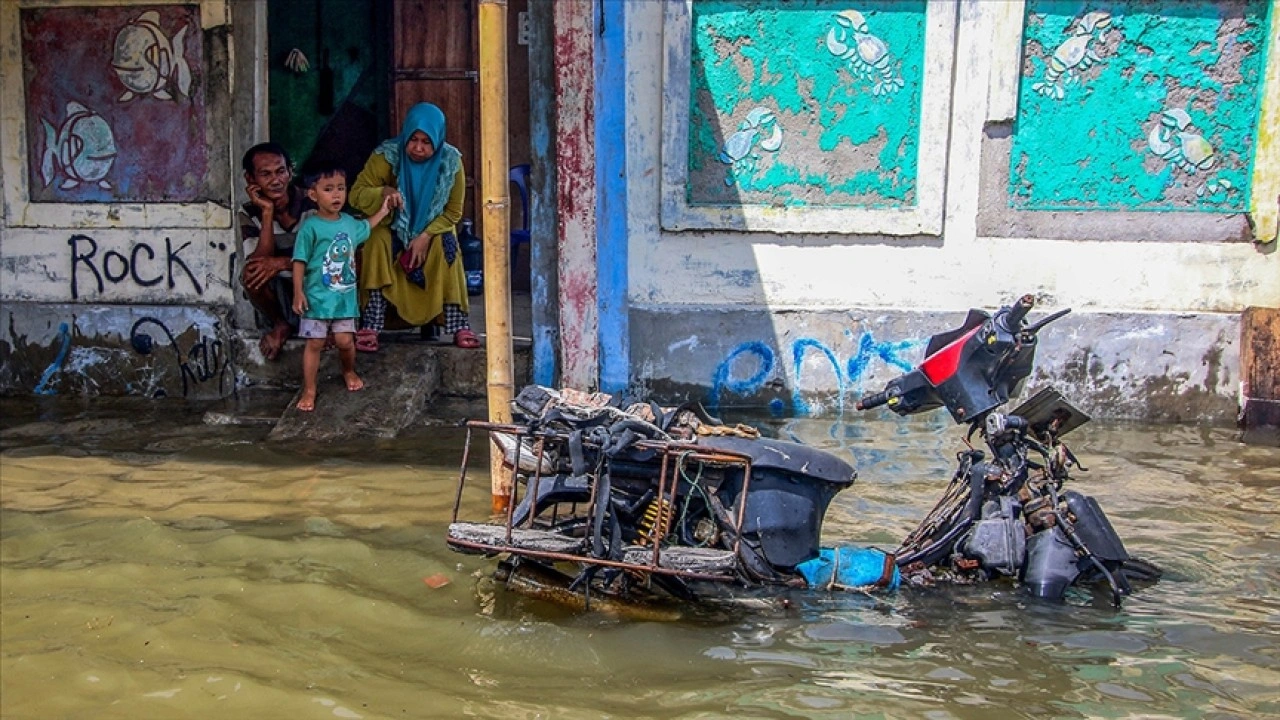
[391,0,480,226]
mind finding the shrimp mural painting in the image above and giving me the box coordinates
[1011,0,1268,212]
[20,4,208,203]
[1029,10,1114,100]
[688,0,927,208]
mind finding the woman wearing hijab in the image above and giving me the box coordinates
[350,102,479,351]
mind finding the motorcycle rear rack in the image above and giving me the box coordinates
[446,420,757,584]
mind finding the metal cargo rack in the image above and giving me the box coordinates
[446,420,758,584]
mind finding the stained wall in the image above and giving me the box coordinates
[1,1,240,400]
[624,0,1279,421]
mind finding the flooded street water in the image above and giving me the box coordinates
[2,395,1278,719]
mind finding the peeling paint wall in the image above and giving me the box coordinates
[1,1,238,399]
[553,0,600,391]
[1,303,238,399]
[1012,0,1267,211]
[623,0,1279,422]
[688,1,925,207]
[631,306,1240,423]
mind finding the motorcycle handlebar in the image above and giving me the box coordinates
[856,390,890,411]
[998,294,1036,333]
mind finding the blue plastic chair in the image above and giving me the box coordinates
[510,164,531,263]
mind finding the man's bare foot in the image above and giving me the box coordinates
[297,389,316,412]
[260,323,290,361]
[344,371,365,392]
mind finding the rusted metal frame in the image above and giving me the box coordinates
[452,426,476,523]
[459,419,757,567]
[732,459,753,558]
[444,537,736,583]
[647,448,673,568]
[503,458,518,544]
[464,420,751,465]
[524,438,548,529]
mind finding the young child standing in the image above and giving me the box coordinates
[292,167,392,412]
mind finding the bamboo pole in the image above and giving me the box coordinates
[478,0,515,514]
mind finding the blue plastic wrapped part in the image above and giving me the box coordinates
[795,546,900,592]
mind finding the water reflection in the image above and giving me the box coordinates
[2,396,1278,719]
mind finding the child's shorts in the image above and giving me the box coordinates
[299,318,357,339]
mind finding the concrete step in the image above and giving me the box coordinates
[265,337,531,441]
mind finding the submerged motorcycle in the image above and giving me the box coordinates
[446,294,1158,611]
[855,293,1160,604]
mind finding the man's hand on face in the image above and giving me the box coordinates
[243,255,291,290]
[246,152,293,211]
[246,183,274,213]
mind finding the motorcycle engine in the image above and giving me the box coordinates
[958,496,1026,576]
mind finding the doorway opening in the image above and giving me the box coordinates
[266,0,534,336]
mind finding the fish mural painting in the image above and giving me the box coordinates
[21,4,210,203]
[111,10,192,102]
[40,101,117,190]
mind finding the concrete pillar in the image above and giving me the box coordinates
[551,0,599,391]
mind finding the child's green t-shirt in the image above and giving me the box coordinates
[292,213,371,320]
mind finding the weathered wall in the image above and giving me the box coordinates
[1,1,240,399]
[625,0,1279,422]
[631,306,1240,423]
[0,302,238,399]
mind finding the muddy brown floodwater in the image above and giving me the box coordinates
[1,394,1278,719]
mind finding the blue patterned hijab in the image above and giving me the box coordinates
[374,102,462,239]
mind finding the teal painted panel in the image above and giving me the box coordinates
[1010,0,1269,212]
[688,0,927,209]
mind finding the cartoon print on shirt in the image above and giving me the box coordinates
[322,232,357,292]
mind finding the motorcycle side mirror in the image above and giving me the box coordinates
[1023,308,1071,335]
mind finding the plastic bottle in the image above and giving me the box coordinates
[460,219,483,296]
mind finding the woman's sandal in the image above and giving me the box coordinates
[453,328,481,349]
[355,329,380,353]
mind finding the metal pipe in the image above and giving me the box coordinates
[479,0,515,514]
[650,450,672,567]
[452,426,475,523]
[525,438,547,529]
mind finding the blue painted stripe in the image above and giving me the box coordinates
[595,0,629,394]
[33,322,71,395]
[529,3,558,388]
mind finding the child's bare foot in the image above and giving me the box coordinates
[297,389,317,412]
[344,371,364,392]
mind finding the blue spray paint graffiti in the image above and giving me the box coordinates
[33,322,72,395]
[130,317,235,398]
[710,330,921,416]
[847,330,917,379]
[709,341,775,410]
[792,338,844,416]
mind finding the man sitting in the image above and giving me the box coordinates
[238,142,315,360]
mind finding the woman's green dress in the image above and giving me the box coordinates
[350,152,468,327]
